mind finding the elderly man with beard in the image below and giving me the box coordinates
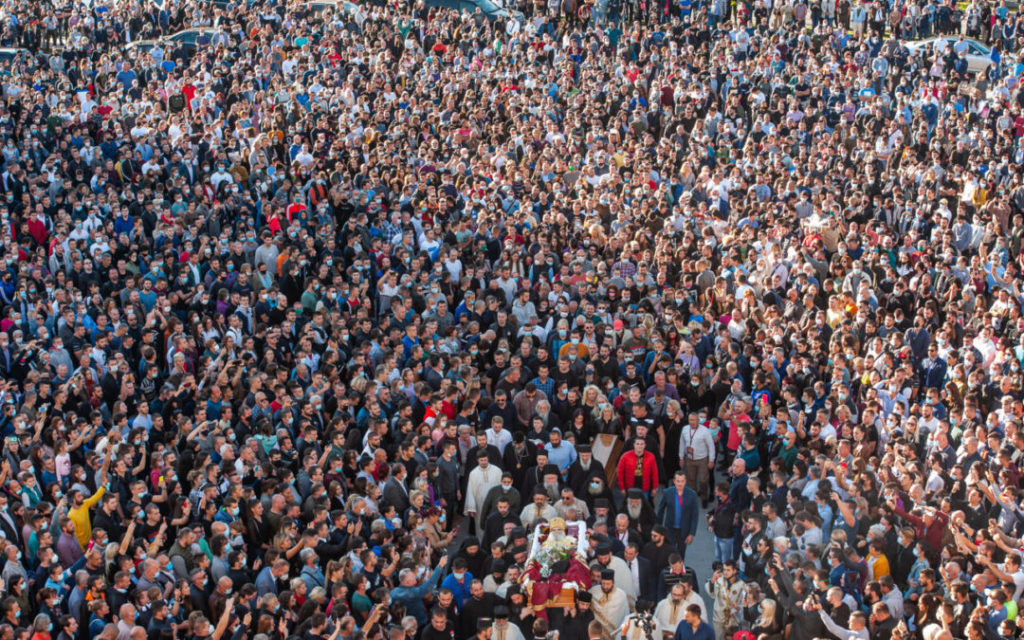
[585,475,614,514]
[590,569,630,640]
[519,488,558,528]
[538,464,565,502]
[568,444,606,496]
[624,488,656,537]
[502,432,538,487]
[656,582,707,638]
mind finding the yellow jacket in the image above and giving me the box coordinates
[69,486,105,549]
[868,552,890,581]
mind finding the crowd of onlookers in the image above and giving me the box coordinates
[0,0,1021,637]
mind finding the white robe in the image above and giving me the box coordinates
[591,586,630,640]
[464,464,502,516]
[599,555,637,603]
[655,592,707,637]
[490,622,526,640]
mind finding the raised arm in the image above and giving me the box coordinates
[211,596,235,640]
[819,609,857,639]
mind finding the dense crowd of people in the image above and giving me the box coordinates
[0,0,1021,637]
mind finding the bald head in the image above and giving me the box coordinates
[119,604,136,622]
[218,577,233,593]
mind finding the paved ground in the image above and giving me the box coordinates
[446,491,720,611]
[688,501,717,610]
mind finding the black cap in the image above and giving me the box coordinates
[511,545,528,556]
[594,498,610,509]
[478,618,494,630]
[577,590,593,603]
[542,464,560,476]
[601,569,615,580]
[596,542,612,555]
[494,606,510,618]
[626,488,644,500]
[577,444,591,454]
[534,486,549,497]
[510,527,527,540]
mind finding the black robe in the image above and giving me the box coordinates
[459,593,497,638]
[566,458,607,497]
[557,606,595,639]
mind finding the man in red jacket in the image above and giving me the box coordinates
[889,499,948,560]
[617,438,659,499]
[26,211,48,246]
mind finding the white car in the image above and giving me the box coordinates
[293,0,367,30]
[0,48,31,62]
[904,36,995,74]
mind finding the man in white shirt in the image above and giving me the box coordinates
[485,417,513,456]
[679,413,716,504]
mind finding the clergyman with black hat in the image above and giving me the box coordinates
[589,568,629,640]
[567,443,606,497]
[492,605,526,640]
[557,588,596,638]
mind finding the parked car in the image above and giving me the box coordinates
[164,28,220,49]
[904,36,995,74]
[0,48,31,62]
[423,0,524,22]
[124,39,160,54]
[299,0,366,29]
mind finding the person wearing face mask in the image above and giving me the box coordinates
[440,557,474,609]
[478,473,521,527]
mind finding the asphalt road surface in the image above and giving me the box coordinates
[446,493,719,611]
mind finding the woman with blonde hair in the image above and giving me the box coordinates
[593,403,622,435]
[753,599,782,640]
[405,490,427,523]
[582,385,607,412]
